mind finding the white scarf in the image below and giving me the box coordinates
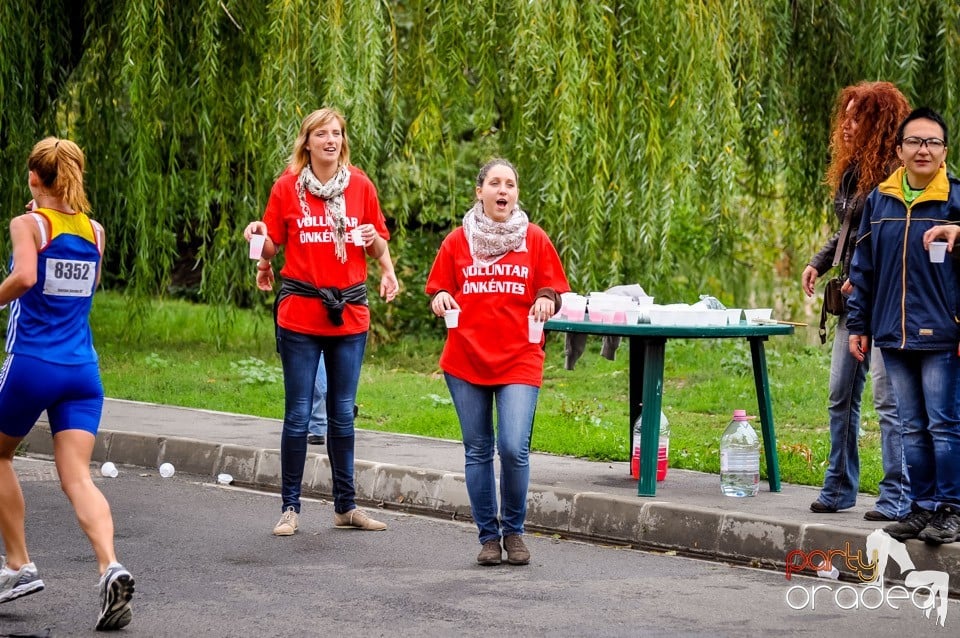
[463,201,529,267]
[297,165,351,262]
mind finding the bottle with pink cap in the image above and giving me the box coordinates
[720,409,760,497]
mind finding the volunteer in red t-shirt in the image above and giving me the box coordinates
[426,158,570,566]
[243,108,389,535]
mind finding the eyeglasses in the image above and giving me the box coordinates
[902,136,946,151]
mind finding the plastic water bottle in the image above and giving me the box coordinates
[720,409,760,497]
[100,462,119,478]
[158,462,175,478]
[631,410,670,481]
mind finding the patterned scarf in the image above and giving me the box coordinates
[296,164,351,262]
[463,201,529,267]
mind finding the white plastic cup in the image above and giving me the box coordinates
[248,233,266,260]
[216,473,234,485]
[528,316,545,343]
[444,309,460,328]
[159,463,175,478]
[744,308,773,324]
[351,228,364,246]
[563,298,587,321]
[100,462,118,478]
[929,241,948,263]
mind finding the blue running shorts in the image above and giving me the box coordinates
[0,354,104,437]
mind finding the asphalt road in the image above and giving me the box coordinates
[0,458,953,637]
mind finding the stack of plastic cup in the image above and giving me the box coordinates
[561,294,587,321]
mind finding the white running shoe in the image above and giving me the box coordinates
[96,563,135,631]
[0,559,44,603]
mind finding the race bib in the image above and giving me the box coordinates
[43,258,96,297]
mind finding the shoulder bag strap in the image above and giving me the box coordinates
[832,210,853,268]
[822,210,854,345]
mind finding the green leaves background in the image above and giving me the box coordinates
[1,1,957,336]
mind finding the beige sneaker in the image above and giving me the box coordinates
[272,507,299,536]
[333,508,386,531]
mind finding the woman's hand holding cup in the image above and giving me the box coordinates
[530,297,556,323]
[431,291,459,318]
[243,221,267,242]
[923,224,960,252]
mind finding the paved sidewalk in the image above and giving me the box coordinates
[22,398,960,593]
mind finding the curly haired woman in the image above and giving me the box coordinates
[801,81,911,521]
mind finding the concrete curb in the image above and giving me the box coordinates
[20,425,960,595]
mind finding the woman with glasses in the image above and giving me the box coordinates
[801,81,910,521]
[847,107,960,545]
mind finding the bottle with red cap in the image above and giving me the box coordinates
[720,409,760,497]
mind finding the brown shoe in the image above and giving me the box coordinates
[476,539,502,566]
[503,534,530,565]
[333,508,387,531]
[809,501,837,514]
[864,510,895,522]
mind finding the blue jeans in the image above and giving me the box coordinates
[444,373,539,544]
[277,327,366,514]
[881,348,960,511]
[308,354,328,437]
[871,348,911,519]
[818,315,909,517]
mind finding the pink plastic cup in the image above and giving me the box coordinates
[528,316,545,343]
[248,233,266,260]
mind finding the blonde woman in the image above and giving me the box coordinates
[244,108,391,535]
[0,137,134,630]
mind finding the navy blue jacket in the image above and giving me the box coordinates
[847,166,960,351]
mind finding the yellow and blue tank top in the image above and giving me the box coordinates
[5,208,102,364]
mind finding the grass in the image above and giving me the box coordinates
[89,291,886,494]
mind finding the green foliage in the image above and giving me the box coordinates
[143,353,171,369]
[422,393,452,408]
[230,357,284,385]
[4,1,960,336]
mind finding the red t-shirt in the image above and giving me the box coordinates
[264,166,389,336]
[425,224,570,387]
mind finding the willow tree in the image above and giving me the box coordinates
[1,0,958,336]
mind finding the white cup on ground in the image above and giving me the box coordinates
[351,229,364,246]
[159,463,175,478]
[248,233,266,259]
[528,316,545,343]
[444,309,460,328]
[100,462,118,478]
[929,241,948,263]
